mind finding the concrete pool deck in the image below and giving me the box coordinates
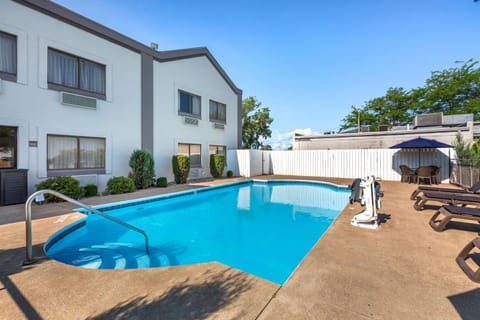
[1,176,479,319]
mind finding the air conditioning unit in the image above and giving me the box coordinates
[60,92,97,110]
[213,123,224,129]
[184,117,199,125]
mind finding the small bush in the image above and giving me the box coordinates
[172,155,190,184]
[36,176,84,202]
[106,176,135,194]
[83,184,98,197]
[227,170,234,178]
[210,154,225,178]
[129,149,155,189]
[156,177,168,188]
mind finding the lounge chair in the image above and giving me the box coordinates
[410,181,480,200]
[414,191,480,211]
[456,237,480,283]
[429,205,480,231]
[400,165,416,183]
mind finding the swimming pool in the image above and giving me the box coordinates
[45,180,350,284]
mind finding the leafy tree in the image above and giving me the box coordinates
[417,59,480,117]
[340,60,480,131]
[242,96,274,149]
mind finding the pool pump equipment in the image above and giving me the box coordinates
[349,176,384,230]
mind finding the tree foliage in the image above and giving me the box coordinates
[340,59,480,131]
[242,96,274,149]
[129,149,155,189]
[453,131,480,166]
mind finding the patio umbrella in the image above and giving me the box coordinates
[390,137,453,168]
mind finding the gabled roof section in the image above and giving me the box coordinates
[156,47,241,95]
[13,0,242,95]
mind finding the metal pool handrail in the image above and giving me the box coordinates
[24,189,149,265]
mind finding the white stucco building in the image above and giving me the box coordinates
[0,0,242,196]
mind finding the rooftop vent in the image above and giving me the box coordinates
[414,112,442,127]
[60,92,96,110]
[379,125,389,131]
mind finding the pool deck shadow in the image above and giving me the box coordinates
[1,176,480,319]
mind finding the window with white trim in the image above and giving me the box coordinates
[178,143,201,168]
[0,31,17,82]
[179,90,201,118]
[0,126,17,169]
[209,100,226,123]
[47,135,105,171]
[47,48,106,99]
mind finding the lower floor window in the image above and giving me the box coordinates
[0,126,17,168]
[178,143,201,168]
[47,135,105,170]
[209,145,226,165]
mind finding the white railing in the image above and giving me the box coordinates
[227,148,453,182]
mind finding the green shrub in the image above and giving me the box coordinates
[36,176,84,202]
[172,155,190,184]
[129,149,155,189]
[106,176,135,194]
[227,170,234,178]
[83,184,98,197]
[210,154,225,178]
[156,177,168,188]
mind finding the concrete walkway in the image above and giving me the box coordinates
[1,176,479,319]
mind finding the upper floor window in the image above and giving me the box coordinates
[209,100,226,123]
[0,126,17,169]
[178,143,201,168]
[179,90,201,118]
[48,48,106,99]
[47,135,105,171]
[0,31,17,81]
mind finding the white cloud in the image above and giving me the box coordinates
[264,128,322,150]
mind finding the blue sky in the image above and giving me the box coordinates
[54,0,480,149]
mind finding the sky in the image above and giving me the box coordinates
[53,0,480,149]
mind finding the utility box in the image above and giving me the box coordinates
[0,169,28,206]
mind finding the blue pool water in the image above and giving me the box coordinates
[45,180,349,284]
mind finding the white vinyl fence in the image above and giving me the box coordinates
[227,148,453,183]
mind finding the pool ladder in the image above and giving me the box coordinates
[24,189,150,265]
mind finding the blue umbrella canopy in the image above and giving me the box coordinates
[390,137,452,149]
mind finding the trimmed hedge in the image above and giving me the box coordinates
[156,177,168,188]
[106,176,135,194]
[83,184,98,197]
[210,154,225,178]
[129,149,155,189]
[172,155,190,184]
[227,170,234,178]
[36,176,84,202]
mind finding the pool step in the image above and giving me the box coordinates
[48,242,179,269]
[49,243,151,269]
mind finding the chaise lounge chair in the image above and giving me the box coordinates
[429,205,480,231]
[414,191,480,211]
[410,181,480,200]
[456,237,480,283]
